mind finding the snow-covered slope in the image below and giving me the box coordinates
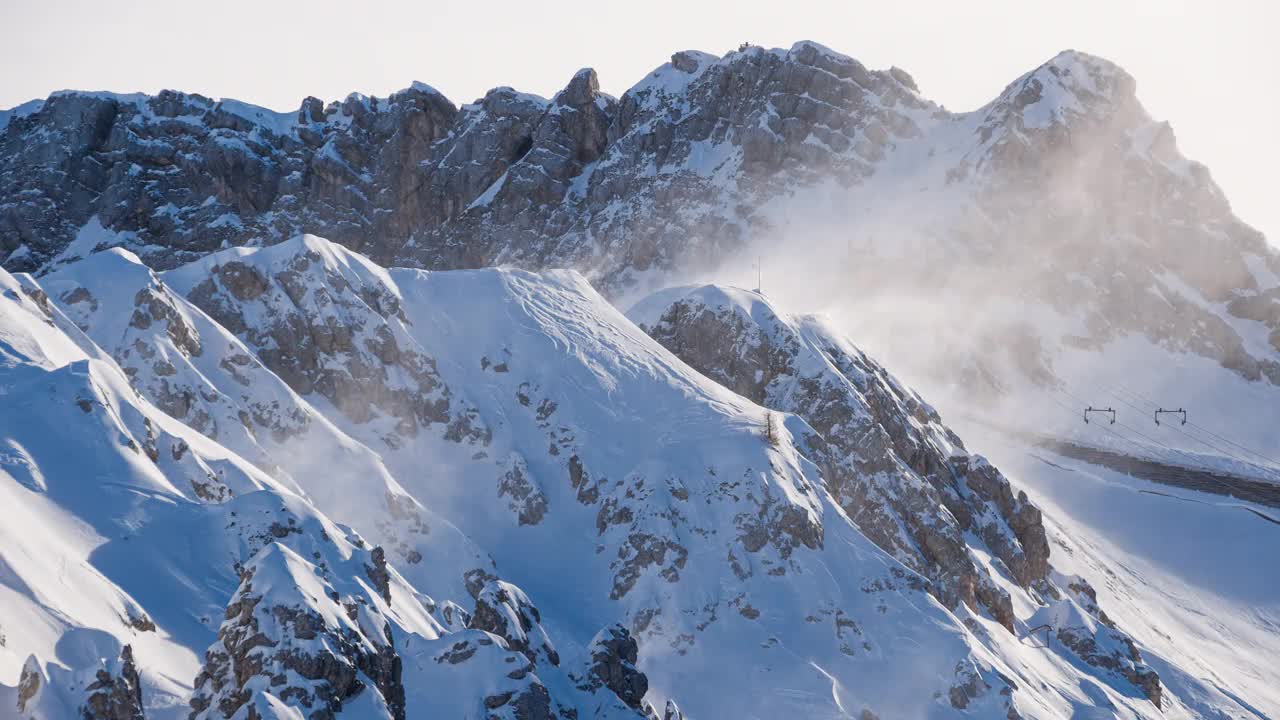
[152,238,997,717]
[0,265,285,717]
[3,43,1275,478]
[4,235,1274,718]
[0,249,666,719]
[37,245,493,606]
[957,421,1280,720]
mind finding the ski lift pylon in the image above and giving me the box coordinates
[1154,408,1187,426]
[1083,406,1116,425]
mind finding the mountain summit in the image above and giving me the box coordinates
[1,40,1278,719]
[2,41,1274,408]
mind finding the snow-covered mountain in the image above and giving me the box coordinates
[2,234,1274,719]
[3,41,1277,459]
[1,39,1278,720]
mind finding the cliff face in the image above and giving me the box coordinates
[3,43,1277,399]
[0,43,927,286]
[1,40,1277,720]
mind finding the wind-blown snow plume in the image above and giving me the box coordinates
[1,38,1277,720]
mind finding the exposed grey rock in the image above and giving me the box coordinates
[1054,577,1162,708]
[6,45,1273,397]
[633,287,1161,705]
[452,581,653,719]
[580,625,648,712]
[366,545,392,606]
[0,42,920,291]
[633,287,1044,629]
[497,454,549,526]
[468,580,560,667]
[1055,625,1161,708]
[80,644,145,720]
[16,657,42,714]
[483,681,553,720]
[176,241,490,448]
[189,543,406,720]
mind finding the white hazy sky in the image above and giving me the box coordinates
[2,0,1275,243]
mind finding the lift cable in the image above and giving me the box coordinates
[1053,385,1211,467]
[1069,382,1276,480]
[1101,381,1280,481]
[1062,382,1280,490]
[1044,393,1149,456]
[1042,388,1268,499]
[1071,381,1258,471]
[1048,387,1176,459]
[1109,381,1280,470]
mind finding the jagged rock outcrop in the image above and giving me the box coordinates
[164,236,489,448]
[468,580,560,668]
[34,242,496,605]
[6,646,149,720]
[80,645,145,720]
[0,84,457,272]
[0,43,923,289]
[6,44,1275,400]
[15,658,43,715]
[458,582,663,719]
[1045,576,1163,707]
[579,625,648,712]
[631,284,1161,702]
[189,543,406,720]
[497,454,549,526]
[38,248,311,452]
[630,285,1049,628]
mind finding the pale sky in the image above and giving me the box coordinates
[3,0,1276,244]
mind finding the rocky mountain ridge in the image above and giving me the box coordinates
[3,41,1277,408]
[0,42,926,283]
[3,235,1254,718]
[2,39,1279,718]
[0,245,682,719]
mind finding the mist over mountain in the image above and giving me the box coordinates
[1,40,1277,720]
[4,40,1276,431]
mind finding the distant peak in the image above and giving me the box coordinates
[982,48,1139,132]
[788,40,854,65]
[405,80,443,96]
[1022,48,1136,103]
[558,68,601,106]
[670,50,717,74]
[1043,49,1125,75]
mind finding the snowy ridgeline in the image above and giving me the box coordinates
[4,39,1279,476]
[0,233,1275,719]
